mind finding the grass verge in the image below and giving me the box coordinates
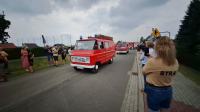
[7,57,69,79]
[179,64,200,86]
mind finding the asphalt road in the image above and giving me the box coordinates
[0,51,135,112]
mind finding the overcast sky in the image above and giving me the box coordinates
[0,0,191,46]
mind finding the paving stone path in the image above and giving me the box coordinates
[120,74,138,112]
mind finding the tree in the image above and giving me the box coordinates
[175,0,200,70]
[0,11,11,43]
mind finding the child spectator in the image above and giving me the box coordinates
[28,49,34,73]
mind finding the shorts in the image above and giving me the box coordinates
[53,56,58,61]
[145,83,172,111]
[62,55,66,60]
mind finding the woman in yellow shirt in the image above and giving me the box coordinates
[143,36,179,112]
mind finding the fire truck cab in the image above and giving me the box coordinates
[116,42,129,54]
[70,35,116,73]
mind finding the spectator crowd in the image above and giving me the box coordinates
[45,45,72,66]
[0,45,72,82]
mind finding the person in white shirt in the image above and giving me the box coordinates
[139,42,149,67]
[147,41,157,58]
[68,47,72,56]
[52,46,59,66]
[67,47,72,62]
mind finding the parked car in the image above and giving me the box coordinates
[116,42,129,54]
[70,35,116,73]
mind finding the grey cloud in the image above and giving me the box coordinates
[0,0,102,15]
[0,0,54,15]
[139,0,170,8]
[108,0,170,32]
[55,0,101,10]
[110,0,169,17]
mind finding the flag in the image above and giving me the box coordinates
[42,35,46,44]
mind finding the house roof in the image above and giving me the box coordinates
[0,43,17,49]
[23,43,39,48]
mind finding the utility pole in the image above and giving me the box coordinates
[69,34,72,47]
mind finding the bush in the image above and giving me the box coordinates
[4,48,21,60]
[4,47,46,60]
[177,50,200,71]
[31,47,46,57]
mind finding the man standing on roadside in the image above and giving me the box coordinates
[45,45,53,66]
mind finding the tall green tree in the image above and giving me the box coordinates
[0,12,11,43]
[175,0,200,70]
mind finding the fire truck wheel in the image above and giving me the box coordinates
[92,64,99,73]
[74,67,80,71]
[108,58,113,64]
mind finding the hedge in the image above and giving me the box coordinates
[4,47,46,60]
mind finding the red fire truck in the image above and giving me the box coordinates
[70,35,116,73]
[116,42,129,54]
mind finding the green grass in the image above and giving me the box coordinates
[179,64,200,86]
[7,57,69,79]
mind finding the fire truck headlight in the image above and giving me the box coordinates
[85,57,90,63]
[71,56,75,62]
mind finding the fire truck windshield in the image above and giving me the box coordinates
[117,43,127,47]
[75,40,95,50]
